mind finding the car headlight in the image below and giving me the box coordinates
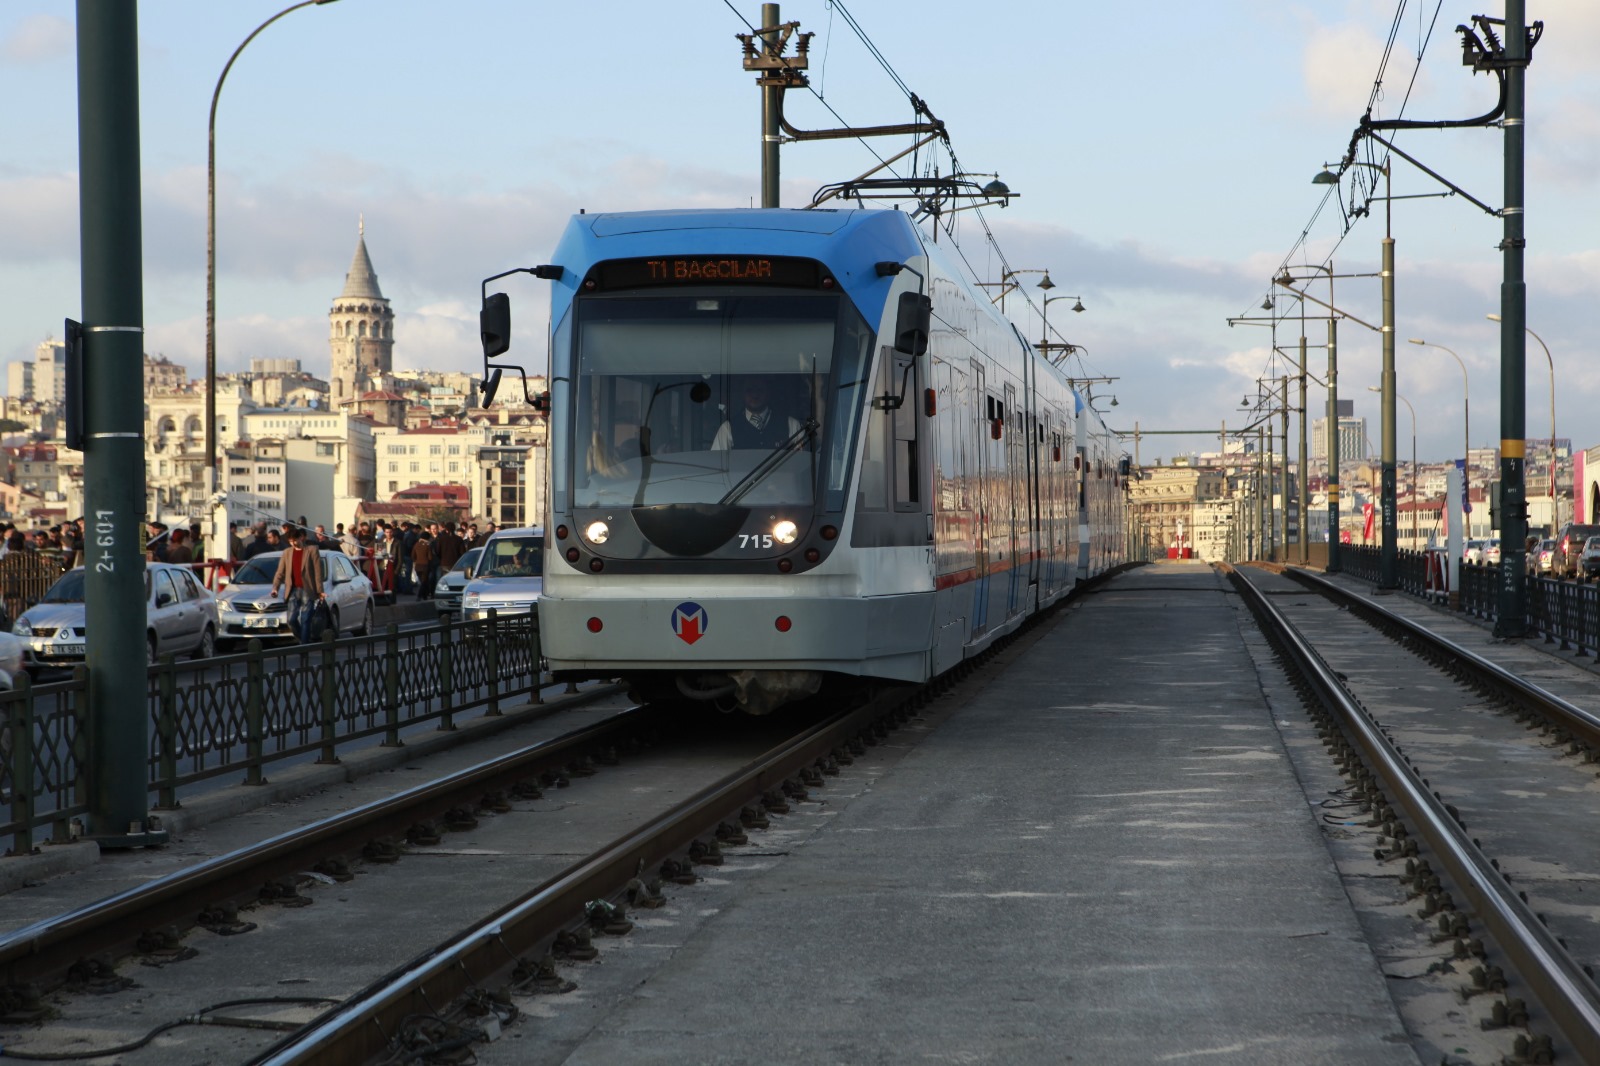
[463,592,480,609]
[12,620,31,636]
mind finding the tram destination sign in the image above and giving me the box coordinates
[592,256,823,291]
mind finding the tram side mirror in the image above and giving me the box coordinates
[481,292,511,358]
[1119,456,1131,477]
[894,292,932,356]
[532,390,551,412]
[480,367,503,409]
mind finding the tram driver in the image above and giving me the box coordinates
[710,375,801,451]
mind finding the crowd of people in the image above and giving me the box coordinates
[217,516,493,600]
[0,514,496,606]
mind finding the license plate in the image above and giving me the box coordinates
[244,617,280,629]
[53,644,85,656]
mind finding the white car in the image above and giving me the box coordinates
[1483,538,1502,566]
[1463,539,1487,565]
[433,546,483,616]
[216,550,375,646]
[462,527,544,622]
[14,563,220,669]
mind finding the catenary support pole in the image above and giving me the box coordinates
[1495,0,1530,637]
[77,0,166,847]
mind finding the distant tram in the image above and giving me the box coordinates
[479,208,1127,713]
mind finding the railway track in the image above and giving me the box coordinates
[0,650,1024,1064]
[1231,564,1600,1064]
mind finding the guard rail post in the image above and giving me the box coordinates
[485,609,501,717]
[383,624,402,747]
[8,674,34,855]
[155,655,179,809]
[529,612,542,705]
[317,629,340,765]
[438,614,456,732]
[244,639,266,785]
[68,665,90,842]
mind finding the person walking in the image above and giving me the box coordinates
[269,528,326,643]
[412,530,436,600]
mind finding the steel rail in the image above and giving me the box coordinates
[0,688,637,992]
[251,689,907,1065]
[1232,567,1600,1061]
[1284,567,1600,751]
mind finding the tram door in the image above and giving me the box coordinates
[1004,382,1026,621]
[971,359,991,637]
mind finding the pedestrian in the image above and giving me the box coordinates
[228,522,247,563]
[241,522,271,559]
[412,530,435,600]
[269,527,326,643]
[435,520,465,574]
[400,522,420,593]
[165,528,195,564]
[339,523,361,556]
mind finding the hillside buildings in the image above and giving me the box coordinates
[3,220,548,538]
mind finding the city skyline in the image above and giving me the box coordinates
[1,2,1596,466]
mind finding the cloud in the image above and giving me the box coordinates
[1,14,71,65]
[1302,21,1388,120]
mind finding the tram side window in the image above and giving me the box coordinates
[892,355,919,510]
[857,351,894,512]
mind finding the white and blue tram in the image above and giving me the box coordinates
[480,208,1127,712]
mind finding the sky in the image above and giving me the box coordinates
[1,1,1596,466]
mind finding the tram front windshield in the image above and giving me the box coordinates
[569,292,875,512]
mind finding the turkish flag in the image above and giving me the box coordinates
[1362,502,1375,542]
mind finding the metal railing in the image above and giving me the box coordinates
[2,611,541,857]
[1329,544,1600,655]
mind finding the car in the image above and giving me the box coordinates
[461,527,544,622]
[1483,538,1502,566]
[1463,539,1487,566]
[1528,538,1556,577]
[1552,523,1600,579]
[13,562,219,669]
[432,546,483,617]
[1580,536,1600,580]
[215,549,375,646]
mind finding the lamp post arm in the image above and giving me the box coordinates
[207,0,335,490]
[1273,280,1382,334]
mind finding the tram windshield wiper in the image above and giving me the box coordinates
[717,418,819,507]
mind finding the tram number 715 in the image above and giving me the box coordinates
[739,534,774,549]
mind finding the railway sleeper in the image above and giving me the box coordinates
[0,982,53,1024]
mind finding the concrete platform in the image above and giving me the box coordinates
[547,562,1418,1065]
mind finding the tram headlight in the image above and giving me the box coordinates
[585,520,610,545]
[772,519,799,545]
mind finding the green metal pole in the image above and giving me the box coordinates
[1495,0,1529,638]
[1326,316,1341,570]
[1379,232,1398,588]
[77,0,166,846]
[760,3,780,208]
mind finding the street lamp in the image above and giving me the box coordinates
[1406,338,1470,530]
[207,1,341,505]
[1040,293,1086,364]
[1487,312,1557,529]
[1369,386,1417,549]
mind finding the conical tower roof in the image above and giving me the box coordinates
[339,217,385,301]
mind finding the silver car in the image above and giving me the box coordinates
[216,550,376,646]
[433,546,483,616]
[14,563,220,669]
[462,528,543,622]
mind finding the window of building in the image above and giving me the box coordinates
[409,462,419,473]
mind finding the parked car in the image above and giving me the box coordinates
[13,562,219,670]
[1483,538,1502,566]
[1580,536,1600,580]
[1528,538,1556,577]
[1463,539,1487,565]
[1552,523,1600,579]
[462,527,544,622]
[433,546,483,617]
[215,550,375,646]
